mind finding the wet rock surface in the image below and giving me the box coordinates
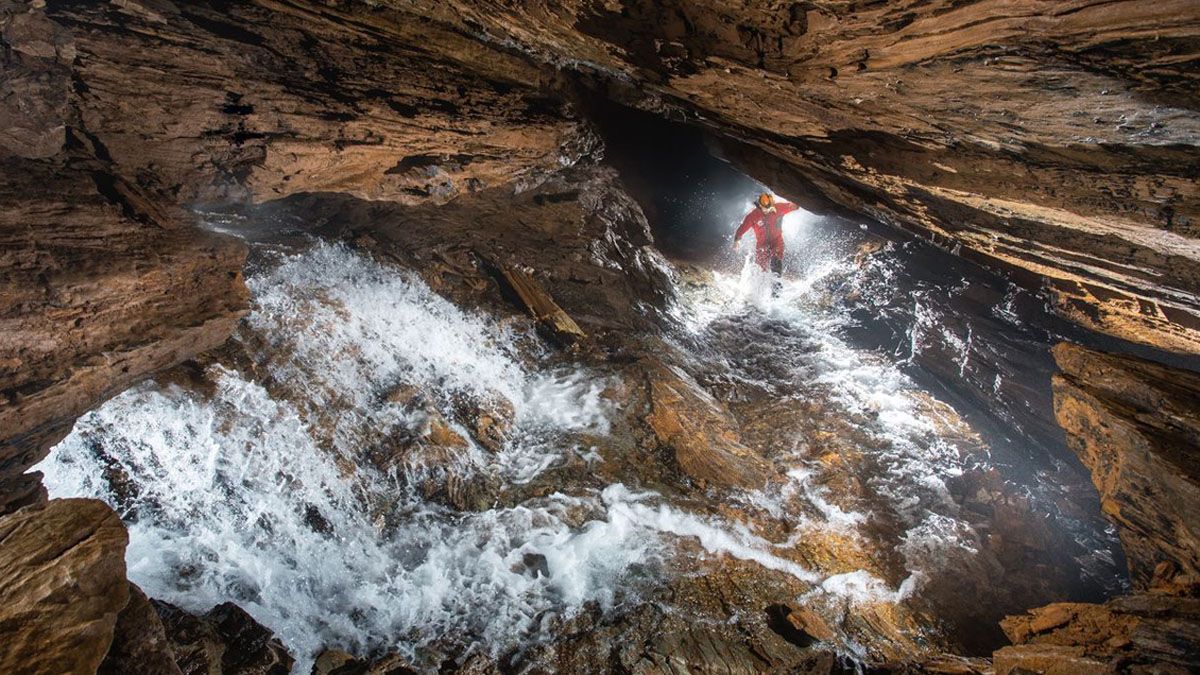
[2,1,1199,674]
[153,600,294,675]
[0,155,249,514]
[397,0,1200,353]
[996,595,1200,674]
[99,583,183,675]
[644,359,772,490]
[1052,343,1200,591]
[0,498,130,675]
[991,343,1200,673]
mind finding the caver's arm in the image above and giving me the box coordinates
[734,210,759,242]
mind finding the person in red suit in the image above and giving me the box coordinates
[733,192,799,275]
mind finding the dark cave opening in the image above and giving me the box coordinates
[587,99,767,262]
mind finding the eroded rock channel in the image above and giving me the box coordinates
[2,2,1199,674]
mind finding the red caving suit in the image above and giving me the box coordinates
[735,203,799,271]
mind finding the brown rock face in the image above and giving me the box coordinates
[993,343,1200,673]
[41,0,591,205]
[996,595,1200,674]
[15,0,1200,355]
[0,498,130,675]
[1051,342,1200,590]
[312,650,418,675]
[379,0,1200,353]
[153,600,294,675]
[0,154,249,513]
[645,360,772,490]
[0,4,252,512]
[100,583,184,675]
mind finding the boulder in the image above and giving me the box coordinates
[452,390,515,454]
[99,583,183,675]
[0,498,130,675]
[153,600,294,675]
[997,595,1200,673]
[311,650,417,675]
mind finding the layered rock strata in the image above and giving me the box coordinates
[1,0,595,511]
[15,0,1200,353]
[0,155,250,513]
[2,1,1199,672]
[390,0,1200,353]
[41,0,591,205]
[1053,342,1200,590]
[994,343,1200,672]
[0,499,130,675]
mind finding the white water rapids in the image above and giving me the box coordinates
[39,223,1119,669]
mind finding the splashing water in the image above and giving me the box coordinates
[40,243,899,669]
[674,257,981,545]
[40,244,643,669]
[38,214,1124,666]
[669,216,1124,646]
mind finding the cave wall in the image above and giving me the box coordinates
[2,0,1197,515]
[43,0,595,205]
[2,2,1199,670]
[388,0,1200,353]
[0,0,599,512]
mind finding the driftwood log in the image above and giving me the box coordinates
[499,265,586,346]
[474,252,585,346]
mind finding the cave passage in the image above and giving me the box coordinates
[589,100,766,262]
[34,109,1151,666]
[5,1,1200,673]
[592,102,1149,647]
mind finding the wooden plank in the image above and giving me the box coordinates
[499,265,586,345]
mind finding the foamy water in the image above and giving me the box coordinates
[41,245,637,669]
[41,243,903,670]
[40,227,1106,668]
[671,257,987,603]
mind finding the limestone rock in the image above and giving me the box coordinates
[311,650,417,675]
[270,164,674,336]
[426,412,470,450]
[151,601,225,675]
[0,4,74,159]
[0,498,130,675]
[382,0,1200,353]
[460,391,516,454]
[40,0,588,205]
[99,583,183,675]
[1051,342,1200,590]
[312,650,358,675]
[997,595,1200,673]
[645,361,771,489]
[153,600,294,675]
[993,343,1200,673]
[0,155,249,513]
